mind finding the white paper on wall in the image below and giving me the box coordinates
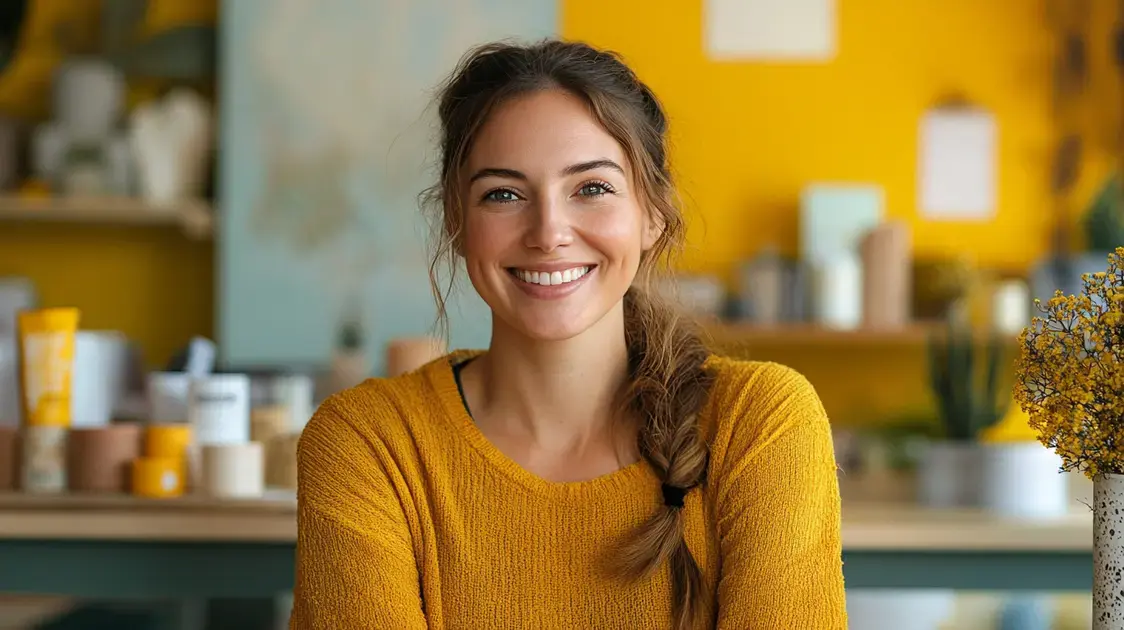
[704,0,836,62]
[918,107,997,221]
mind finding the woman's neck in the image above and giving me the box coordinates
[466,301,632,453]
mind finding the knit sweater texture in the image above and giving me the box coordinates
[289,352,847,629]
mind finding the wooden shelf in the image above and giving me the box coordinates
[0,491,1091,551]
[704,322,935,349]
[0,195,214,239]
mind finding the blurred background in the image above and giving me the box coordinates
[0,0,1121,628]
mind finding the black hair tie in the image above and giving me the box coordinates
[661,483,687,509]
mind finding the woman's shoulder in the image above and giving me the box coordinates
[298,354,459,460]
[701,355,829,446]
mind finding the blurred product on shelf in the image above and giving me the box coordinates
[187,373,250,445]
[67,423,142,493]
[129,88,213,204]
[134,423,192,498]
[32,58,131,197]
[812,250,862,329]
[164,335,217,375]
[250,405,289,446]
[265,431,299,490]
[0,424,14,490]
[270,373,314,431]
[800,183,884,267]
[917,315,1009,509]
[860,220,912,329]
[200,441,263,499]
[70,330,129,428]
[386,336,448,378]
[734,248,808,323]
[131,455,184,498]
[979,439,1068,519]
[0,277,36,428]
[16,306,79,427]
[989,278,1031,335]
[20,424,66,493]
[16,307,79,494]
[323,313,369,395]
[146,371,190,422]
[654,274,726,320]
[144,423,192,460]
[801,184,883,330]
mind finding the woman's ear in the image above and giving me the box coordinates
[641,210,665,252]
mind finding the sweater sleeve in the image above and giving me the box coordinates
[712,363,847,629]
[288,395,428,630]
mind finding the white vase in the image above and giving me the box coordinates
[980,442,1068,519]
[812,254,862,330]
[917,440,979,508]
[1094,474,1124,629]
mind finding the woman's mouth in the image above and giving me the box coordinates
[508,265,593,287]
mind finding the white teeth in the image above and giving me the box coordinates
[513,266,590,287]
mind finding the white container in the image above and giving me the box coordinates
[188,374,251,445]
[147,372,192,423]
[272,374,315,431]
[201,442,264,499]
[812,254,862,330]
[992,279,1030,336]
[1094,474,1124,629]
[980,442,1068,519]
[917,440,979,508]
[70,331,129,428]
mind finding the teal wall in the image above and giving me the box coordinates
[218,0,558,373]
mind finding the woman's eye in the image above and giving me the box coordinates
[483,189,520,203]
[578,182,613,197]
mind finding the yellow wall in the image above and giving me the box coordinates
[0,223,212,368]
[562,0,1120,423]
[561,0,1119,275]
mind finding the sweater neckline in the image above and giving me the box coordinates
[425,350,654,498]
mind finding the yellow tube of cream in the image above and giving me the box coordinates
[17,307,80,427]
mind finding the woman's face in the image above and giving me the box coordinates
[460,89,658,342]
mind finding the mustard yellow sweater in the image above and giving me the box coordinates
[290,352,847,629]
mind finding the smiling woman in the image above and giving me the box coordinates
[289,39,847,630]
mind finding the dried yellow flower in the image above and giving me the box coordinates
[1015,247,1124,479]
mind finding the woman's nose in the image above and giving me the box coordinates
[523,198,573,253]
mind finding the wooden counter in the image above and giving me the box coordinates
[0,491,298,542]
[842,502,1091,552]
[0,491,1092,552]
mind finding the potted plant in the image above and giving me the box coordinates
[918,313,1007,508]
[1014,247,1124,627]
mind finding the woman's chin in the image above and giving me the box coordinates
[515,321,589,343]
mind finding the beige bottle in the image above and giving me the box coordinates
[325,318,370,396]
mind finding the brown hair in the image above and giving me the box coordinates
[422,39,715,628]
